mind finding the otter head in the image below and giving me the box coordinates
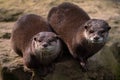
[32,32,61,64]
[84,19,111,44]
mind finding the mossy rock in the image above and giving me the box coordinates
[0,46,118,80]
[0,57,32,80]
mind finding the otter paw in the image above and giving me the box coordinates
[80,62,88,72]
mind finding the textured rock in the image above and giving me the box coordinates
[110,42,120,63]
[0,46,117,80]
[0,53,32,80]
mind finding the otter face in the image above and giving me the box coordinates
[84,19,111,43]
[33,32,61,54]
[31,32,61,63]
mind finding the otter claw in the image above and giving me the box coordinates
[80,62,88,72]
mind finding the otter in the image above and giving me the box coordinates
[47,2,111,70]
[11,14,50,57]
[24,32,62,77]
[11,14,62,76]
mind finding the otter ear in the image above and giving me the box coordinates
[108,26,111,31]
[55,35,60,39]
[55,34,61,39]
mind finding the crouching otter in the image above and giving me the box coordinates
[11,14,62,76]
[24,32,62,77]
[48,2,111,70]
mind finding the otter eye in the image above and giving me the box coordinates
[34,37,37,41]
[49,39,55,42]
[89,30,94,33]
[56,36,59,39]
[101,30,106,33]
[38,40,42,42]
[53,37,59,40]
[85,26,88,29]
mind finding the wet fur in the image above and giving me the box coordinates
[11,14,62,76]
[48,2,111,70]
[11,14,50,57]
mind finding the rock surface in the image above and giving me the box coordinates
[0,46,118,80]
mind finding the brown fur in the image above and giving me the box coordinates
[11,14,50,57]
[48,2,111,70]
[11,14,62,76]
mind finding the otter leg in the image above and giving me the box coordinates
[79,57,88,72]
[23,53,41,71]
[33,64,55,77]
[31,71,35,80]
[31,66,50,78]
[31,71,44,80]
[47,63,55,73]
[23,53,44,80]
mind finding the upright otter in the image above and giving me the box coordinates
[11,14,62,76]
[48,2,111,70]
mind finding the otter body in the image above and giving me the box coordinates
[48,2,111,70]
[11,14,62,75]
[23,32,62,68]
[11,14,49,57]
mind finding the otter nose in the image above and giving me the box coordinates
[94,36,99,40]
[42,43,48,47]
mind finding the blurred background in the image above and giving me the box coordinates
[0,0,120,80]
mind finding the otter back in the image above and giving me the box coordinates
[47,2,111,71]
[48,2,90,56]
[11,14,50,56]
